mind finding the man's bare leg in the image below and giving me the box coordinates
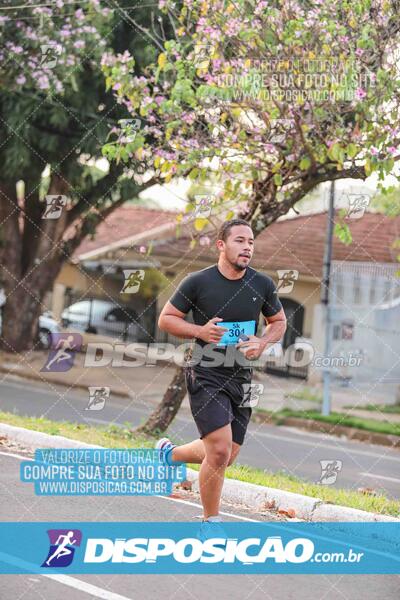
[171,438,241,466]
[198,424,232,519]
[171,439,205,463]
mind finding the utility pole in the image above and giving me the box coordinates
[321,181,335,416]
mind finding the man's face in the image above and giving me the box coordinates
[219,225,254,271]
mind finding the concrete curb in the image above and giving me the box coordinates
[1,422,398,525]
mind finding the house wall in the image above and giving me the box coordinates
[263,274,320,339]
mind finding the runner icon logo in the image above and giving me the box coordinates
[240,383,264,408]
[41,333,82,372]
[276,270,299,294]
[318,459,343,485]
[86,386,110,411]
[41,529,82,568]
[40,43,62,69]
[121,270,145,294]
[344,193,371,220]
[42,195,67,220]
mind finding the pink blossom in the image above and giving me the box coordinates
[16,74,26,85]
[370,147,378,155]
[141,96,153,107]
[101,53,114,66]
[37,75,50,89]
[387,146,397,155]
[73,40,85,49]
[182,113,195,124]
[199,235,210,246]
[225,18,241,36]
[355,87,367,100]
[112,82,122,90]
[236,201,250,213]
[255,1,268,15]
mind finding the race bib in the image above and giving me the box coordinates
[215,320,256,347]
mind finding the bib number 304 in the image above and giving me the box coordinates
[216,320,256,346]
[229,323,245,338]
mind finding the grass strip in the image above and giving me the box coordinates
[255,408,400,437]
[0,410,399,517]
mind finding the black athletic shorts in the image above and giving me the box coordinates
[184,364,253,445]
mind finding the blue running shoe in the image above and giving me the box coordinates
[197,518,227,545]
[155,437,177,466]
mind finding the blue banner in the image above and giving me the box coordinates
[0,522,398,574]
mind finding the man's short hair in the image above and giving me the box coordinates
[217,219,253,242]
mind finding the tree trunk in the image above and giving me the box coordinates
[135,365,187,437]
[0,256,64,352]
[0,173,69,352]
[1,287,43,353]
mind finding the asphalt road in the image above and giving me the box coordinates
[1,376,400,500]
[0,448,399,600]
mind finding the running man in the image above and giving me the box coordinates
[157,219,286,528]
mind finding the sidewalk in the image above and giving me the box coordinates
[253,370,400,424]
[0,350,176,409]
[1,349,399,424]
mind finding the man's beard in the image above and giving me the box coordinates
[230,258,248,271]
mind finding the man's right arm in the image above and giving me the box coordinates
[158,301,204,340]
[158,302,226,343]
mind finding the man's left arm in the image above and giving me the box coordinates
[259,308,287,352]
[236,309,286,360]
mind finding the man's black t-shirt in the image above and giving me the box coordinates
[169,264,282,374]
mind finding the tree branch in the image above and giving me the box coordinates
[245,164,367,233]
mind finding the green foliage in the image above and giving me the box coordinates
[102,0,400,225]
[334,220,353,245]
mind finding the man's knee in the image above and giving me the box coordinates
[206,443,231,467]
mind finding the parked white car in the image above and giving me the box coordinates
[37,311,61,348]
[0,301,60,349]
[61,300,139,341]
